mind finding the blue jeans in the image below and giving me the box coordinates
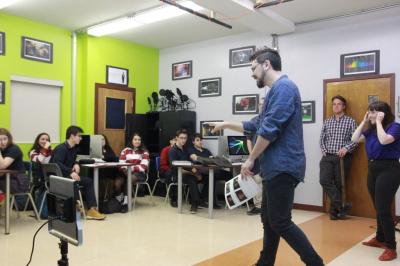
[257,173,324,266]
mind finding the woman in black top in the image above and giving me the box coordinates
[99,135,124,200]
[0,128,28,200]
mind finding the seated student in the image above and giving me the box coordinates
[29,132,52,164]
[50,126,106,220]
[119,133,150,185]
[0,128,29,206]
[99,134,124,201]
[169,129,201,214]
[160,136,177,207]
[189,133,230,208]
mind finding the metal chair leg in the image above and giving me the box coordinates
[38,191,48,218]
[145,183,154,205]
[133,184,139,208]
[27,193,40,220]
[152,179,160,196]
[78,191,86,220]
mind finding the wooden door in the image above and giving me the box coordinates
[323,74,395,218]
[95,83,135,155]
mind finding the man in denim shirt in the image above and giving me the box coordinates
[212,48,323,266]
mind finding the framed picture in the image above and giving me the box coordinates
[301,101,315,124]
[0,32,5,55]
[232,94,259,115]
[0,81,5,104]
[340,50,380,77]
[200,120,223,139]
[172,60,192,80]
[198,77,221,97]
[229,46,255,68]
[21,36,53,63]
[106,65,129,86]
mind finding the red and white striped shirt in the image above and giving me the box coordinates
[30,148,52,164]
[119,148,149,173]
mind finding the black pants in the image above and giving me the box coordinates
[367,160,400,249]
[182,174,200,203]
[78,176,97,209]
[319,155,351,212]
[258,173,324,266]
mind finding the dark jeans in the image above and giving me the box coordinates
[258,173,324,266]
[182,174,200,203]
[78,175,97,209]
[319,154,351,212]
[367,160,400,249]
[161,170,176,202]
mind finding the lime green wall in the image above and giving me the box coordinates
[0,13,72,158]
[76,35,159,134]
[0,13,159,159]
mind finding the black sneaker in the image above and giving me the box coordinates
[190,203,198,214]
[170,201,178,208]
[337,202,352,219]
[247,207,261,215]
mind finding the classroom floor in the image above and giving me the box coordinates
[0,196,399,266]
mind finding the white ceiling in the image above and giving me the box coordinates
[3,0,400,48]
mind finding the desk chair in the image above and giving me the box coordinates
[8,162,40,220]
[151,157,168,196]
[40,163,86,219]
[133,168,154,209]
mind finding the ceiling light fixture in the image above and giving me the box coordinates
[87,0,203,37]
[254,0,294,9]
[160,0,233,29]
[0,0,20,9]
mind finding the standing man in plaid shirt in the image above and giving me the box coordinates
[320,95,358,220]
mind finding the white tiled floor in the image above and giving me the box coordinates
[0,197,321,266]
[0,197,398,266]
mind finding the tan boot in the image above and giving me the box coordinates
[86,208,106,220]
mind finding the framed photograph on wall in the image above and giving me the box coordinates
[232,94,259,115]
[0,32,5,55]
[0,81,5,104]
[198,77,221,97]
[340,50,380,77]
[172,60,192,80]
[106,65,129,86]
[200,120,223,139]
[301,101,315,123]
[21,36,53,63]
[229,46,255,68]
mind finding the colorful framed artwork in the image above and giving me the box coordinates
[0,32,5,55]
[106,65,129,86]
[0,81,4,104]
[198,77,221,97]
[340,50,380,77]
[200,120,223,139]
[229,46,255,68]
[21,36,53,63]
[301,101,315,123]
[172,60,192,80]
[232,94,259,115]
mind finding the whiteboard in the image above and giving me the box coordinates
[11,80,61,143]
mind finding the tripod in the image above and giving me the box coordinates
[58,240,69,266]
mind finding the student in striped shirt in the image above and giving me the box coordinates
[29,132,52,164]
[120,133,150,185]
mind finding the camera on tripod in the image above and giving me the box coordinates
[47,175,83,265]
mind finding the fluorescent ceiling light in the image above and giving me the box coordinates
[0,0,20,9]
[230,0,255,11]
[87,17,143,37]
[87,1,203,37]
[135,1,203,24]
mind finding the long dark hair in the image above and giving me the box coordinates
[0,128,13,149]
[367,101,395,131]
[29,133,51,153]
[128,132,147,151]
[101,134,113,153]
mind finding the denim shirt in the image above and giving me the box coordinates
[242,75,306,182]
